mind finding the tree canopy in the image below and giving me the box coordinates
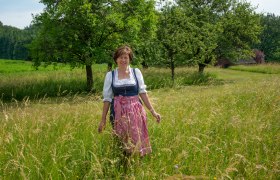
[216,1,262,61]
[154,0,261,76]
[29,0,157,90]
[257,13,280,62]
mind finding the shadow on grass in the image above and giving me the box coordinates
[0,78,104,102]
[144,71,226,90]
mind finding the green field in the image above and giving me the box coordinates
[229,64,280,74]
[0,60,279,179]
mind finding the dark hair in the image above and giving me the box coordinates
[113,45,133,63]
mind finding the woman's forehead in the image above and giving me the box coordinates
[118,53,129,57]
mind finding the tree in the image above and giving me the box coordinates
[155,0,222,75]
[30,0,157,90]
[125,0,158,68]
[177,0,261,72]
[257,14,280,62]
[216,1,262,63]
[156,2,194,80]
[178,0,223,73]
[94,0,158,69]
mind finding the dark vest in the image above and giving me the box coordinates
[110,68,139,125]
[111,68,139,97]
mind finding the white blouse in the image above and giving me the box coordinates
[103,67,147,102]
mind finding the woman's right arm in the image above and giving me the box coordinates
[98,101,110,133]
[98,72,113,133]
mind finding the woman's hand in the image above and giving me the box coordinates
[98,119,106,133]
[99,102,110,133]
[151,110,161,123]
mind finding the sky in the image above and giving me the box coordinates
[0,0,279,29]
[0,0,44,29]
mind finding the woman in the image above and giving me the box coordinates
[98,45,161,156]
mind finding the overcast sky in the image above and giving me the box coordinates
[0,0,279,29]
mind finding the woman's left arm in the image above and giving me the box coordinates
[139,93,161,123]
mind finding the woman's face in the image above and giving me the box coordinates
[116,53,130,68]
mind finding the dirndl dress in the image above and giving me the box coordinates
[110,68,152,156]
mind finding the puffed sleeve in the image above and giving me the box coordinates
[135,68,147,94]
[103,71,113,102]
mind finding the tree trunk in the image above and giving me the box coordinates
[86,65,93,91]
[198,63,206,73]
[141,61,149,69]
[168,49,175,82]
[171,58,175,81]
[198,57,212,73]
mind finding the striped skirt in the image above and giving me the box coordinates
[113,95,152,156]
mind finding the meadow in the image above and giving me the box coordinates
[0,59,279,179]
[229,64,280,74]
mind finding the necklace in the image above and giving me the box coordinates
[118,68,130,80]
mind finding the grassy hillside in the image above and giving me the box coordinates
[0,60,279,179]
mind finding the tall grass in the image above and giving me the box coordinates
[229,63,280,74]
[0,60,107,101]
[1,70,91,101]
[1,60,217,101]
[0,66,279,179]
